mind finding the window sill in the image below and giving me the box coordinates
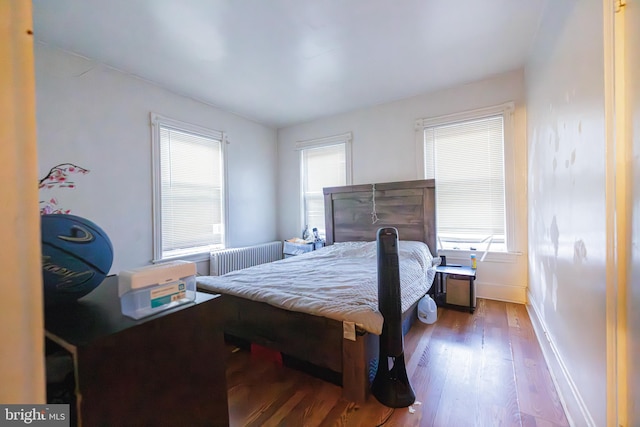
[153,250,212,264]
[437,249,522,264]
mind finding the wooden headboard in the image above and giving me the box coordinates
[323,179,437,256]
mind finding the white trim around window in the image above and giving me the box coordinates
[151,113,229,262]
[415,102,520,262]
[296,132,353,238]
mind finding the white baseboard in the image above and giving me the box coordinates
[526,291,595,427]
[476,280,527,304]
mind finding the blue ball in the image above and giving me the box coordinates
[41,214,114,305]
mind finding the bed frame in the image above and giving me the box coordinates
[211,179,436,403]
[323,179,437,252]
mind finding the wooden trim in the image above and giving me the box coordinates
[604,1,630,425]
[612,2,629,425]
[527,291,592,426]
[0,1,45,404]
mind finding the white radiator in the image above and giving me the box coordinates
[209,241,283,276]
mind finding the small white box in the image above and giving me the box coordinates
[118,261,197,320]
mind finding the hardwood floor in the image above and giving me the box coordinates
[225,299,569,427]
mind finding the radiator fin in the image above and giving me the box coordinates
[210,241,283,276]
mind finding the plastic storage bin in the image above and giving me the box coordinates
[118,261,197,320]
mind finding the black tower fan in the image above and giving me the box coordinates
[372,227,416,408]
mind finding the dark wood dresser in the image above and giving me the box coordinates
[45,275,229,427]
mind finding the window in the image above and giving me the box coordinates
[151,113,227,261]
[297,132,352,238]
[417,103,514,253]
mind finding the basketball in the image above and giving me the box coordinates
[41,214,114,305]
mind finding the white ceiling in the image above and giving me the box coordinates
[31,0,547,129]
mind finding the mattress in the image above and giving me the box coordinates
[196,240,436,335]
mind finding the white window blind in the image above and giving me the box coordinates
[298,133,351,238]
[152,114,225,260]
[424,114,506,251]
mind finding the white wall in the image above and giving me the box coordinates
[35,44,278,274]
[627,0,640,424]
[277,69,529,303]
[525,2,606,426]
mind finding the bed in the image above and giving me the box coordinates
[197,179,437,403]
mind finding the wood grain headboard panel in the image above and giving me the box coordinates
[323,179,437,255]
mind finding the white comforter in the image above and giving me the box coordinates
[196,240,436,335]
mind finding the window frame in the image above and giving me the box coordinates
[296,132,353,238]
[415,102,518,261]
[151,112,228,262]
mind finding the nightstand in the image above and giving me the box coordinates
[433,265,476,313]
[283,240,325,258]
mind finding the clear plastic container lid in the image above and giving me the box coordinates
[118,261,196,297]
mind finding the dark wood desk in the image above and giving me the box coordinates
[45,275,229,427]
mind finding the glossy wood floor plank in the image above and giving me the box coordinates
[225,299,570,427]
[508,304,568,426]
